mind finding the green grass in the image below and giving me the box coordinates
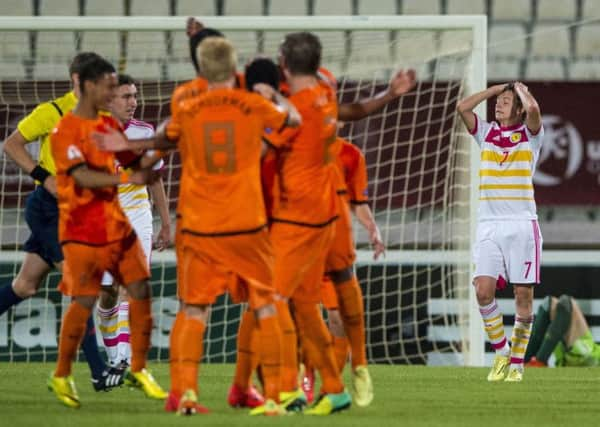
[0,363,598,427]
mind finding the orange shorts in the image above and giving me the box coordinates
[320,276,339,310]
[179,228,275,309]
[271,221,335,304]
[325,201,355,273]
[59,233,149,297]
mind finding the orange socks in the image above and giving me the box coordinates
[336,277,367,368]
[169,311,185,396]
[177,314,206,393]
[332,335,349,374]
[275,300,298,392]
[233,310,256,389]
[129,298,153,372]
[294,302,344,394]
[55,301,91,377]
[255,314,282,401]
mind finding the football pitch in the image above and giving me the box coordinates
[1,363,597,427]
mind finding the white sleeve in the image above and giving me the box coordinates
[526,124,545,152]
[469,114,493,148]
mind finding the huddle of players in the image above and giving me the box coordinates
[42,21,416,415]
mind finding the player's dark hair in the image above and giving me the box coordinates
[280,32,321,75]
[189,28,224,74]
[69,51,103,76]
[118,74,136,86]
[501,82,526,122]
[245,57,280,91]
[78,57,116,94]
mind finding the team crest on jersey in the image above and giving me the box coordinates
[510,132,522,143]
[67,145,83,160]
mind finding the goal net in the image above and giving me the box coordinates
[0,16,486,366]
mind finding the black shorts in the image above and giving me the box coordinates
[22,186,62,267]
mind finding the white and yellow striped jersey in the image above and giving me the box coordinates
[470,114,544,221]
[117,119,163,218]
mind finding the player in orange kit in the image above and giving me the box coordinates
[262,32,352,415]
[94,37,301,416]
[47,55,166,408]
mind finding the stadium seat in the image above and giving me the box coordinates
[4,0,33,15]
[487,57,521,80]
[167,31,190,60]
[130,0,170,16]
[488,24,527,57]
[582,0,600,20]
[358,0,397,15]
[83,0,124,15]
[176,0,217,15]
[575,25,600,57]
[222,31,258,64]
[525,58,565,79]
[313,0,353,15]
[536,0,577,21]
[402,0,441,15]
[395,31,437,63]
[32,60,72,79]
[268,0,308,15]
[0,62,26,80]
[224,0,264,15]
[530,24,571,57]
[39,0,79,15]
[167,59,196,81]
[263,31,288,55]
[446,0,486,15]
[80,31,121,62]
[569,59,600,80]
[1,32,31,60]
[314,31,348,62]
[491,0,532,22]
[348,31,393,71]
[127,32,167,60]
[123,61,164,80]
[439,30,474,56]
[35,32,77,58]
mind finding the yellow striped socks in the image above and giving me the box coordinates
[479,300,510,356]
[510,315,533,369]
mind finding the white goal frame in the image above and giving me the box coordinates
[0,15,488,365]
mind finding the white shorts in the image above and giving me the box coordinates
[472,220,542,285]
[101,208,153,286]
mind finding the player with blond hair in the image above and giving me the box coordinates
[94,37,301,416]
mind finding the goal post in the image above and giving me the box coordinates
[0,15,487,365]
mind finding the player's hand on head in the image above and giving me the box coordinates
[186,17,204,37]
[388,69,417,97]
[154,224,171,251]
[43,175,58,197]
[253,83,276,101]
[92,126,128,152]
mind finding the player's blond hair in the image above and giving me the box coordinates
[197,37,237,83]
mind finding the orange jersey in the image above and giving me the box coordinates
[337,139,369,204]
[170,73,246,216]
[166,87,288,235]
[51,113,132,245]
[266,82,339,226]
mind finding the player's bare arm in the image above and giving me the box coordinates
[514,82,542,133]
[70,164,158,188]
[338,69,416,121]
[352,203,385,260]
[148,177,172,251]
[456,83,506,132]
[3,129,57,196]
[253,83,302,127]
[93,123,174,152]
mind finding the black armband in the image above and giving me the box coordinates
[30,165,51,183]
